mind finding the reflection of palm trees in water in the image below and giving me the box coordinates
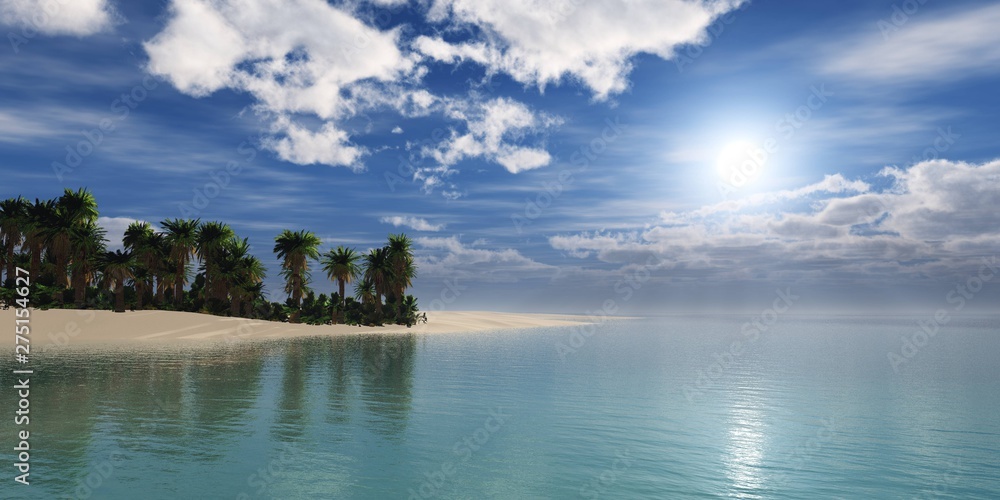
[325,337,352,427]
[187,345,269,451]
[117,345,268,462]
[3,356,104,495]
[5,334,419,496]
[271,335,418,441]
[357,334,417,440]
[272,340,311,442]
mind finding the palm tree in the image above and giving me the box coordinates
[321,246,360,324]
[218,237,265,317]
[51,188,98,288]
[24,199,55,279]
[362,246,394,316]
[354,277,376,309]
[69,221,107,307]
[101,249,133,313]
[196,221,235,302]
[123,221,156,309]
[273,230,321,313]
[0,197,27,284]
[386,233,416,319]
[148,232,170,306]
[399,295,420,327]
[160,218,201,306]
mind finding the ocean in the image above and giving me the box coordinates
[2,315,998,499]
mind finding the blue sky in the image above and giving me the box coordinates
[2,0,999,313]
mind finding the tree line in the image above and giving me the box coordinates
[0,188,421,326]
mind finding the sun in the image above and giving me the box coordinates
[715,140,767,188]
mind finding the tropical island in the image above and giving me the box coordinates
[0,188,589,346]
[0,187,417,326]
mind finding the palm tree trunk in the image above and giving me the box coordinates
[135,282,145,309]
[114,285,125,313]
[397,285,406,319]
[292,270,302,307]
[336,279,346,324]
[55,253,70,288]
[29,242,41,278]
[154,276,165,305]
[174,259,184,305]
[5,245,15,284]
[73,272,86,307]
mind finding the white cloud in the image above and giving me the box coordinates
[662,174,870,222]
[552,159,1000,284]
[422,97,559,173]
[144,0,416,168]
[415,236,553,282]
[144,0,565,181]
[265,118,365,169]
[418,0,746,99]
[380,216,445,232]
[824,3,1000,84]
[391,126,404,134]
[1,0,115,36]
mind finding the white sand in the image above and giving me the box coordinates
[2,308,603,349]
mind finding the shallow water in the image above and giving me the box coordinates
[1,315,999,499]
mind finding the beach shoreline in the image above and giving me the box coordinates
[3,308,632,350]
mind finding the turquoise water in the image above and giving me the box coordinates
[2,316,999,499]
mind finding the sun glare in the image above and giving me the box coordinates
[715,140,767,188]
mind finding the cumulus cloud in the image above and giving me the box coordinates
[418,0,746,99]
[415,236,554,282]
[144,0,566,181]
[1,0,115,36]
[380,215,445,232]
[552,159,1000,284]
[824,3,1000,84]
[144,0,416,168]
[265,118,365,169]
[428,97,558,172]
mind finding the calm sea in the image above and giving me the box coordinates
[1,315,998,499]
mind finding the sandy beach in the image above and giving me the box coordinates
[4,308,600,349]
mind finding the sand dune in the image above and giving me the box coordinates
[2,308,599,350]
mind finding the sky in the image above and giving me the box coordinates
[1,0,999,314]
